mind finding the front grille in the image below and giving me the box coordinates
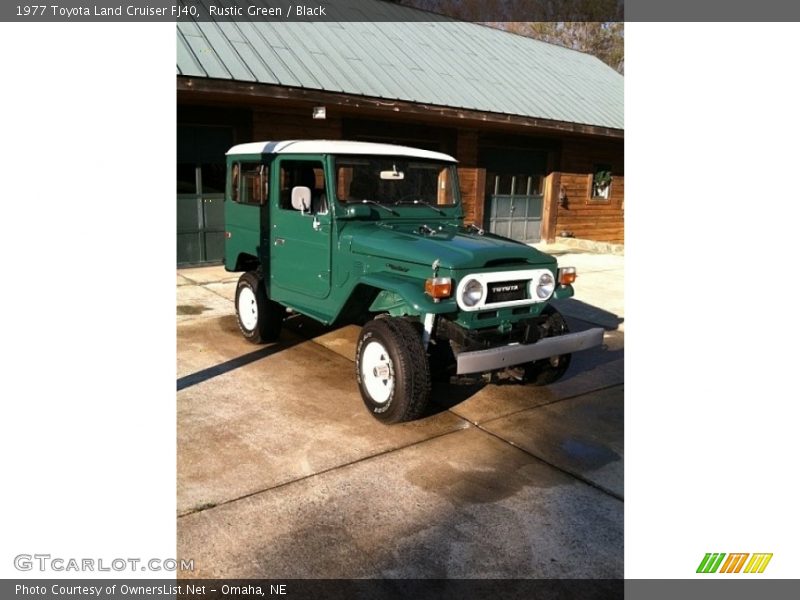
[486,279,528,304]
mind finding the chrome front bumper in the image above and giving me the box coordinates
[455,327,605,375]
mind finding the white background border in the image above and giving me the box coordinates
[0,23,177,579]
[625,22,800,578]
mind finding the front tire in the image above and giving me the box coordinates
[522,308,572,385]
[355,317,431,424]
[235,271,285,343]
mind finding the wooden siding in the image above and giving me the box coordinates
[458,167,486,227]
[456,131,482,226]
[456,130,479,167]
[343,119,456,154]
[540,172,560,243]
[252,108,342,141]
[552,138,624,244]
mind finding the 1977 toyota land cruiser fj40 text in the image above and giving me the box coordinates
[224,140,603,423]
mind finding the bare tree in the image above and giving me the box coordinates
[389,1,625,74]
[502,22,624,74]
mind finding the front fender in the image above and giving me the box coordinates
[360,273,457,316]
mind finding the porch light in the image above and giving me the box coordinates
[559,186,568,208]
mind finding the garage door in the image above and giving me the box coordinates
[177,125,232,266]
[487,174,544,243]
[482,148,548,244]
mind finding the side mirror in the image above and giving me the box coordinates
[291,186,311,213]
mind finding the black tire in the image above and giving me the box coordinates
[235,271,285,343]
[522,308,572,385]
[355,317,431,424]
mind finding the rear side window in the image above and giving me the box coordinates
[231,162,268,205]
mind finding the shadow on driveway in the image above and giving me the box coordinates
[176,304,623,413]
[177,338,303,391]
[553,297,624,330]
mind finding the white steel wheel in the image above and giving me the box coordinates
[235,271,285,344]
[360,340,395,405]
[355,317,431,424]
[237,286,259,332]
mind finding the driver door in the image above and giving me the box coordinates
[270,157,332,301]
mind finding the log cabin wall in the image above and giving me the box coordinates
[553,137,625,243]
[457,168,486,226]
[252,107,343,140]
[455,130,482,227]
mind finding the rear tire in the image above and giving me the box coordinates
[522,308,572,385]
[356,317,431,424]
[235,271,285,343]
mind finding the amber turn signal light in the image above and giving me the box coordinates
[558,267,577,285]
[425,277,453,299]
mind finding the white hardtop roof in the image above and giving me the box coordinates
[226,140,457,162]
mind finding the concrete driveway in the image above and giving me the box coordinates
[176,247,624,578]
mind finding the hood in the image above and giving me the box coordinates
[348,222,555,270]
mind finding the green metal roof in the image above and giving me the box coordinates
[176,4,623,131]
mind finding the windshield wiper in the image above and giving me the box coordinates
[393,199,446,215]
[359,199,398,215]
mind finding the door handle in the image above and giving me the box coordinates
[274,238,285,246]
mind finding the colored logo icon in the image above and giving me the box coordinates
[697,553,773,574]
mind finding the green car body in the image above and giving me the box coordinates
[224,141,602,423]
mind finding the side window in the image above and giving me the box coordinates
[279,160,328,214]
[336,160,375,202]
[231,162,268,205]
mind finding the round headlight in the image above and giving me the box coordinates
[536,272,555,299]
[461,279,484,307]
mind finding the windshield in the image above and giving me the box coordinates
[335,156,457,207]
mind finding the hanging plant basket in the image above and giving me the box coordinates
[594,170,613,189]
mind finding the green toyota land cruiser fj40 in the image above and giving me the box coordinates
[224,140,603,423]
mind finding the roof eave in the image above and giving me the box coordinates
[177,76,624,140]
